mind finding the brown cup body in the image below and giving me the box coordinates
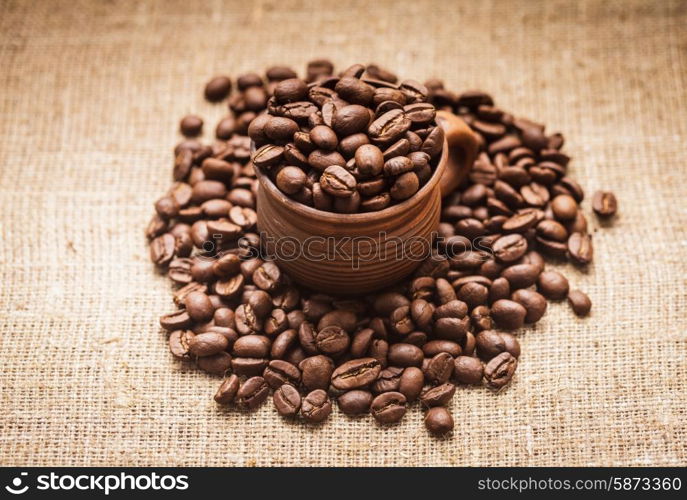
[255,113,477,295]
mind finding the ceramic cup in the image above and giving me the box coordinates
[254,110,478,294]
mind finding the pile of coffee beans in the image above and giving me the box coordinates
[147,61,617,436]
[249,64,443,212]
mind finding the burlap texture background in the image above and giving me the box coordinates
[1,0,685,467]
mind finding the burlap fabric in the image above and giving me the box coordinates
[1,0,685,467]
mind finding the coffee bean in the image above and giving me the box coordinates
[335,77,374,106]
[592,190,618,217]
[388,343,424,367]
[337,390,373,415]
[500,332,521,358]
[537,270,569,300]
[320,165,357,197]
[370,366,403,394]
[189,331,229,357]
[511,289,547,323]
[420,382,455,408]
[567,232,593,265]
[150,233,176,267]
[551,194,578,221]
[184,291,214,322]
[273,383,301,417]
[205,76,232,101]
[370,391,407,424]
[263,359,301,389]
[299,355,334,391]
[424,407,454,436]
[317,310,357,333]
[423,352,454,384]
[236,376,270,410]
[168,329,195,359]
[484,352,517,391]
[568,289,592,316]
[501,263,540,289]
[180,115,203,137]
[197,351,233,375]
[301,389,332,423]
[491,299,526,329]
[315,326,350,357]
[390,172,419,200]
[453,356,483,384]
[276,166,307,195]
[274,78,308,104]
[331,357,381,390]
[331,104,371,137]
[214,374,240,404]
[253,261,282,291]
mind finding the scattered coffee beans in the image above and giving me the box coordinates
[147,61,613,437]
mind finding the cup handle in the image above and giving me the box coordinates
[435,110,479,197]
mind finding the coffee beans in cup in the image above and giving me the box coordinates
[146,61,613,437]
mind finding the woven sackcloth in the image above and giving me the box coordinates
[1,0,685,467]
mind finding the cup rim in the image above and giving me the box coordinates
[253,137,448,223]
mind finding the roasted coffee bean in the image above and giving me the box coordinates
[420,382,455,408]
[424,407,454,436]
[567,232,593,265]
[205,76,232,101]
[320,165,357,197]
[424,352,454,384]
[500,332,521,358]
[484,352,517,390]
[233,335,271,358]
[331,357,381,390]
[150,233,176,267]
[301,389,332,423]
[264,308,289,336]
[180,115,203,137]
[315,326,350,357]
[475,330,507,361]
[263,359,301,389]
[299,355,334,391]
[501,263,540,289]
[274,78,308,103]
[370,392,407,424]
[214,374,240,404]
[592,190,618,217]
[537,270,569,300]
[188,331,229,357]
[371,366,403,394]
[397,366,424,402]
[568,289,592,316]
[337,390,373,415]
[236,376,270,410]
[388,343,424,367]
[270,329,298,359]
[273,383,301,417]
[422,340,461,358]
[453,356,483,384]
[253,261,282,291]
[185,291,214,323]
[276,166,307,195]
[160,309,192,331]
[231,357,268,377]
[492,234,528,263]
[490,299,527,329]
[470,305,493,331]
[197,351,233,375]
[168,329,195,359]
[317,310,357,333]
[551,194,578,221]
[456,282,488,309]
[510,289,547,323]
